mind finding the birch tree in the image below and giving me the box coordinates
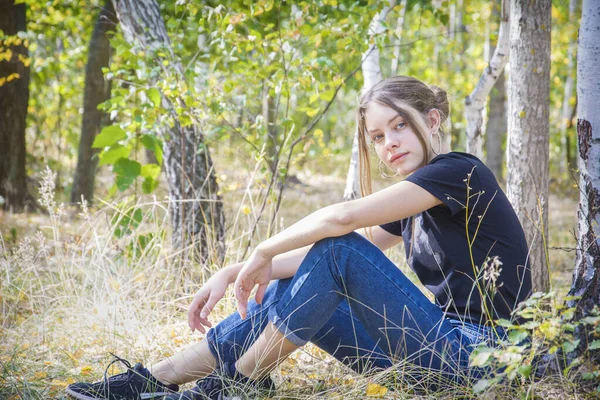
[343,0,396,201]
[485,2,508,180]
[567,0,600,335]
[71,0,117,204]
[464,0,510,159]
[112,0,225,263]
[506,0,551,292]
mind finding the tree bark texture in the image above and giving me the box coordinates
[113,0,225,264]
[390,0,407,76]
[485,70,507,181]
[568,0,600,330]
[506,0,551,292]
[485,2,508,182]
[0,0,29,212]
[343,0,396,201]
[465,0,510,159]
[71,0,117,204]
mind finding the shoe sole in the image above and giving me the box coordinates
[65,387,173,399]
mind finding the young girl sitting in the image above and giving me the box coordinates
[66,75,531,400]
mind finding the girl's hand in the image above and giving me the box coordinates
[234,249,273,319]
[188,270,230,334]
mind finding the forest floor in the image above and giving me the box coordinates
[0,166,587,399]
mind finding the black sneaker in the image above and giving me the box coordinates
[164,362,275,400]
[65,354,179,400]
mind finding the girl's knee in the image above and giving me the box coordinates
[313,231,369,250]
[262,278,293,304]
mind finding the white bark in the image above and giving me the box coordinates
[390,0,407,76]
[506,0,551,292]
[343,0,396,201]
[465,0,510,158]
[568,0,600,316]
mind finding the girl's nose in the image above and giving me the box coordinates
[384,133,399,151]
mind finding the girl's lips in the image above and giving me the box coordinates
[390,152,408,163]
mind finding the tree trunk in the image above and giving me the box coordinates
[465,0,510,159]
[0,0,29,212]
[113,0,225,264]
[71,0,117,204]
[485,2,508,181]
[560,0,580,176]
[485,70,507,181]
[567,0,600,344]
[390,0,407,76]
[343,0,396,201]
[506,0,551,292]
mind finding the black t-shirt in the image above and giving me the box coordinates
[380,152,531,324]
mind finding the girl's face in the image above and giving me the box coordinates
[364,102,429,176]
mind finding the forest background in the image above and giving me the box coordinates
[0,0,596,398]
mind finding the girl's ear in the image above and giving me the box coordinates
[427,109,441,132]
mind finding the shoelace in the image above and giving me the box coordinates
[101,352,139,388]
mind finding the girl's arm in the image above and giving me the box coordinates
[234,180,441,318]
[256,180,440,258]
[188,226,402,332]
[221,226,402,284]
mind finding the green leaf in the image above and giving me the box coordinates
[562,339,580,354]
[508,330,529,344]
[116,175,135,192]
[518,364,532,378]
[147,88,161,107]
[141,164,161,180]
[469,348,494,367]
[142,177,158,194]
[114,158,141,179]
[140,135,163,165]
[472,379,489,394]
[92,125,127,148]
[589,340,600,350]
[99,145,131,166]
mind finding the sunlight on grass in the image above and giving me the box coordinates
[0,164,580,399]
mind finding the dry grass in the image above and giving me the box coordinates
[0,161,582,399]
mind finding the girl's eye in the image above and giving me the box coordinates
[395,122,406,130]
[372,134,384,142]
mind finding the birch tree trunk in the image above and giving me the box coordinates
[343,0,396,201]
[0,0,29,212]
[485,2,508,181]
[71,0,117,204]
[465,0,510,159]
[567,0,600,339]
[113,0,225,264]
[506,0,551,292]
[390,0,407,77]
[485,71,507,181]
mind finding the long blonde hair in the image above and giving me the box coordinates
[356,76,450,197]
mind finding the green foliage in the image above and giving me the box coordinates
[469,292,600,394]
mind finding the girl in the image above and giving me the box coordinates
[67,76,531,400]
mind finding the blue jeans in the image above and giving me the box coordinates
[206,233,499,385]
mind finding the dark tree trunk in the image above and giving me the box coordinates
[113,0,225,265]
[0,0,29,212]
[71,0,117,204]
